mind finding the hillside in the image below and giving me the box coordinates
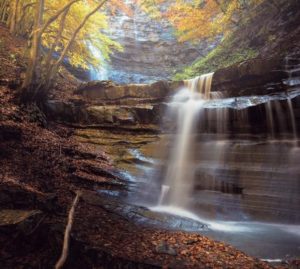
[174,0,300,80]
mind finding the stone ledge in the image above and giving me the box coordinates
[75,80,183,101]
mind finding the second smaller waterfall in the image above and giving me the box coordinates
[185,73,214,97]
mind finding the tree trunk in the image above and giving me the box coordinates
[39,0,80,36]
[9,0,19,34]
[20,0,44,103]
[16,2,35,36]
[21,0,80,97]
[0,0,9,22]
[44,0,108,91]
[43,7,70,73]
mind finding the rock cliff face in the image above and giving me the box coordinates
[91,1,217,84]
[47,55,300,129]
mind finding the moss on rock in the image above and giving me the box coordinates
[174,35,259,80]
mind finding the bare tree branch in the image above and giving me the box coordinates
[55,191,81,269]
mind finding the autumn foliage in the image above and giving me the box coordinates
[0,0,131,102]
[0,0,268,103]
[139,0,266,42]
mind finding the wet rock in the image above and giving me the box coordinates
[155,241,177,256]
[74,56,294,101]
[47,56,300,134]
[80,191,207,231]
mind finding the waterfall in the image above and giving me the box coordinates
[287,98,297,141]
[158,184,170,205]
[159,73,214,209]
[184,73,214,98]
[264,98,298,140]
[88,43,108,81]
[142,65,300,258]
[147,69,299,225]
[274,101,287,133]
[265,101,275,138]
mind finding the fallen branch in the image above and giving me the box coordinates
[55,191,81,269]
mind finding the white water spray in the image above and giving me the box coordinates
[158,185,170,205]
[88,43,108,81]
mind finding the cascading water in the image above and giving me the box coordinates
[145,69,300,260]
[88,43,108,81]
[265,101,275,138]
[157,73,214,209]
[264,98,298,140]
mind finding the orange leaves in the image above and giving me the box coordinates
[143,0,266,42]
[108,0,133,17]
[80,0,133,17]
[164,0,221,42]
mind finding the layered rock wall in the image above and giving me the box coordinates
[94,1,217,84]
[47,56,300,132]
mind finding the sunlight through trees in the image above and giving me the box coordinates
[0,0,128,102]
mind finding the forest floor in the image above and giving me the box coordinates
[0,24,299,269]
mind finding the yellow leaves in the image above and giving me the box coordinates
[39,0,123,70]
[136,0,164,19]
[164,0,220,42]
[140,0,267,42]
